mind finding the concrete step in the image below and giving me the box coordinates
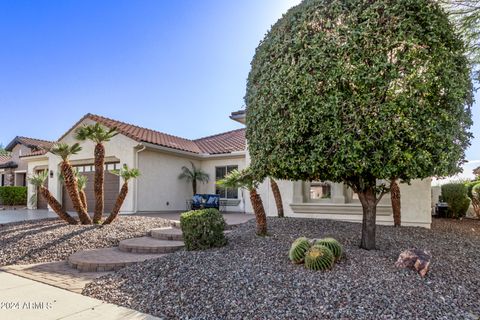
[119,237,185,254]
[150,227,183,241]
[68,247,164,272]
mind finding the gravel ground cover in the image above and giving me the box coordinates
[0,216,171,266]
[83,218,480,320]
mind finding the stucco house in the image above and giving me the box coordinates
[22,112,431,228]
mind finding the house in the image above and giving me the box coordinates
[0,136,53,188]
[23,112,431,228]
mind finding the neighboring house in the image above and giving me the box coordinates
[230,110,432,228]
[0,136,53,188]
[22,112,431,228]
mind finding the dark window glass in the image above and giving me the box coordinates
[215,165,238,199]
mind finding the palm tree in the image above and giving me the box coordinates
[178,161,209,195]
[60,170,88,212]
[270,178,284,218]
[49,143,92,224]
[103,164,140,225]
[75,123,118,224]
[28,171,78,225]
[390,179,401,227]
[217,168,267,236]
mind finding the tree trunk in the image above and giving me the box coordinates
[39,186,77,225]
[60,161,92,224]
[270,178,284,218]
[192,180,197,195]
[80,190,88,213]
[357,187,377,250]
[93,143,105,224]
[249,188,267,236]
[471,197,480,218]
[390,179,401,227]
[103,182,128,225]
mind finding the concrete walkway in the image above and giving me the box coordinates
[0,209,57,224]
[0,271,160,320]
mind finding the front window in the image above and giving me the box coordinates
[215,165,238,199]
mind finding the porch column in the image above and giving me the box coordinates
[292,181,303,203]
[331,182,346,204]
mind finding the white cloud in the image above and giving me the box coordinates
[432,160,479,185]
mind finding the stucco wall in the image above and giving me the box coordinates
[137,150,201,212]
[50,118,139,213]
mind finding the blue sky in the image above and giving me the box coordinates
[0,0,478,169]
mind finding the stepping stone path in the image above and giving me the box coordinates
[68,225,232,272]
[68,226,186,272]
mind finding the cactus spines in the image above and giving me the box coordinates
[304,244,335,271]
[315,238,343,261]
[288,237,311,264]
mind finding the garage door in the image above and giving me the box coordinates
[63,163,120,213]
[36,169,48,210]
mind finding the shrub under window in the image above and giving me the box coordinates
[180,208,227,250]
[0,186,27,206]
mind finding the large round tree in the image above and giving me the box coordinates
[245,0,473,250]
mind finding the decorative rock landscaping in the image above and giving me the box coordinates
[84,218,480,320]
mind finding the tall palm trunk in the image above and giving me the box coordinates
[93,143,105,223]
[60,161,92,224]
[80,190,88,212]
[249,188,267,236]
[103,182,128,225]
[39,186,77,225]
[390,179,401,227]
[270,178,284,218]
[192,179,197,195]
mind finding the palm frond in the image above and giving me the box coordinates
[75,123,118,143]
[111,164,141,182]
[49,143,82,161]
[28,171,48,187]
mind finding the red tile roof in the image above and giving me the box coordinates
[60,113,246,155]
[5,136,54,152]
[0,155,11,165]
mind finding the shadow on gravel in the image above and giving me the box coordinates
[0,222,67,245]
[9,227,93,265]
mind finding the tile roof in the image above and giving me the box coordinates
[20,150,49,158]
[194,129,246,155]
[61,113,246,155]
[5,136,54,152]
[0,155,11,165]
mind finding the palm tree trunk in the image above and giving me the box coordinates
[60,161,92,224]
[249,188,267,236]
[472,198,480,218]
[93,143,105,224]
[39,186,77,225]
[192,179,197,195]
[80,190,88,213]
[390,179,401,227]
[103,182,128,225]
[270,178,284,218]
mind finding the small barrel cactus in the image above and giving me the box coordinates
[315,238,343,261]
[288,237,311,264]
[304,244,335,271]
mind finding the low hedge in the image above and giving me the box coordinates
[180,208,227,251]
[441,183,470,219]
[0,186,27,206]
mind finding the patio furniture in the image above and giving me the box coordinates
[186,194,226,212]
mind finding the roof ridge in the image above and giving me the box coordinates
[87,113,196,143]
[194,128,245,142]
[17,136,54,144]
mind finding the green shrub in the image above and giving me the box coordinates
[288,237,311,264]
[304,244,335,271]
[315,238,343,261]
[465,181,480,200]
[441,183,470,218]
[0,186,27,206]
[180,208,227,251]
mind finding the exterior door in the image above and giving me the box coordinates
[36,169,48,210]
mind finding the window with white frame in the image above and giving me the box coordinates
[215,165,238,199]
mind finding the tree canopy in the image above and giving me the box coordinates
[245,0,473,249]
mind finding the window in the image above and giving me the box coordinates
[215,165,238,199]
[309,182,331,200]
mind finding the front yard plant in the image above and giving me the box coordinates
[441,182,470,218]
[289,236,343,271]
[288,236,311,264]
[180,208,226,250]
[0,186,27,206]
[304,244,335,271]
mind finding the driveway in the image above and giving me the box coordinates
[0,209,57,224]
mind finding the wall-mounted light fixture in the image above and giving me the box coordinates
[49,170,54,179]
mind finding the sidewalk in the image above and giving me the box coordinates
[0,272,160,320]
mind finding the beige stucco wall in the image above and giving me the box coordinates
[49,118,139,213]
[137,150,201,212]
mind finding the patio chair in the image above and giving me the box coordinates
[204,194,220,210]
